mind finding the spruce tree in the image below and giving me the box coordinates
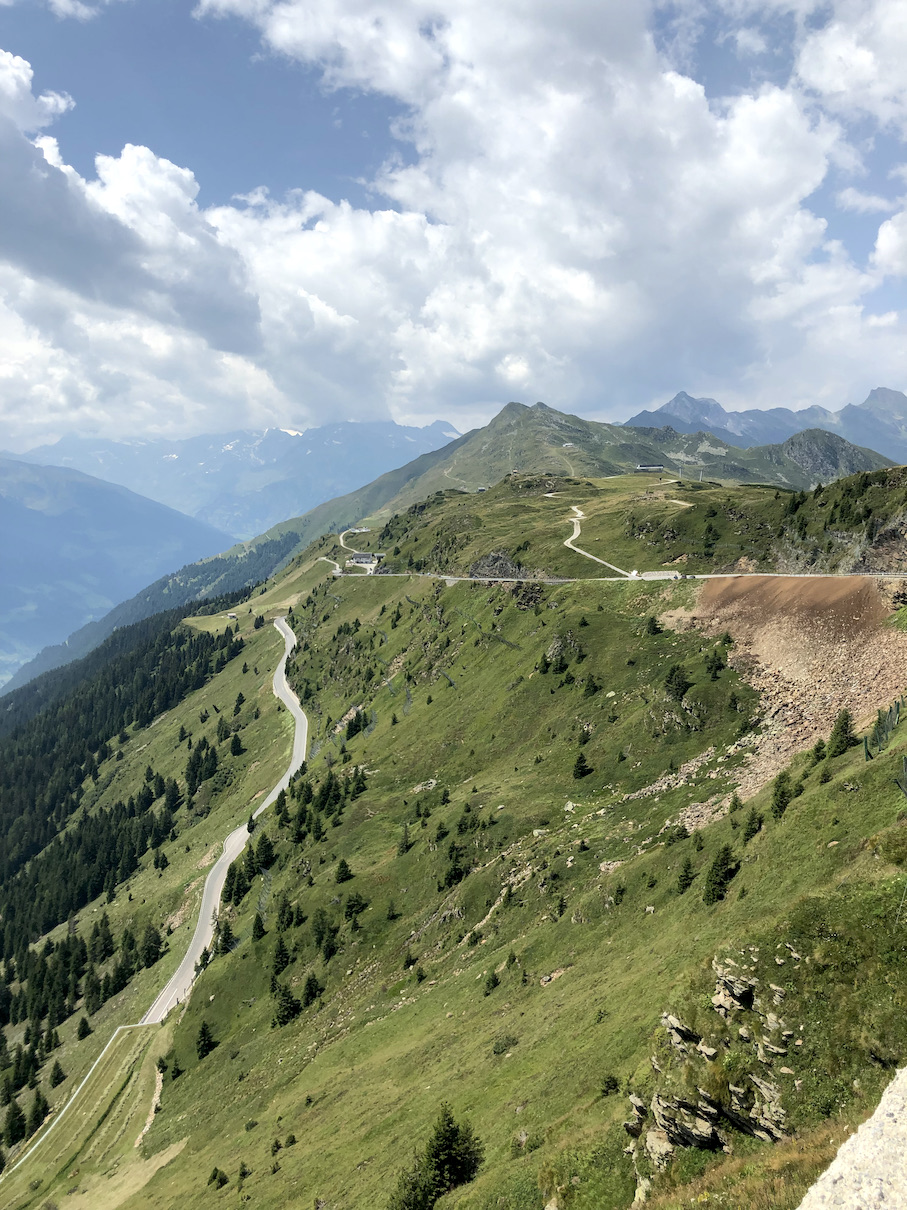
[676,857,695,894]
[398,823,411,856]
[827,709,857,757]
[4,1097,25,1146]
[664,664,692,701]
[252,913,266,941]
[335,858,353,883]
[139,924,163,968]
[49,1059,66,1088]
[77,1016,91,1040]
[572,752,592,779]
[271,982,302,1027]
[702,845,737,904]
[26,1089,48,1137]
[387,1102,484,1209]
[216,919,235,954]
[301,973,323,1008]
[742,808,763,844]
[256,831,275,869]
[771,770,792,820]
[196,1020,216,1060]
[272,935,290,977]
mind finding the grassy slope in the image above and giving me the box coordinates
[243,403,890,569]
[5,475,907,1210]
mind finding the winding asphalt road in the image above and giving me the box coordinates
[141,617,308,1024]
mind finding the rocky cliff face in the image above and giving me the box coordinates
[624,952,796,1200]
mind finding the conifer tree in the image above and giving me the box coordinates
[271,982,301,1027]
[702,845,737,904]
[272,935,290,977]
[26,1089,48,1137]
[742,808,763,844]
[827,708,857,757]
[256,832,275,869]
[664,663,692,701]
[572,752,592,779]
[196,1020,216,1060]
[676,857,695,894]
[398,823,411,856]
[771,770,792,820]
[301,973,323,1008]
[387,1102,484,1210]
[216,918,235,954]
[335,858,353,883]
[4,1097,26,1146]
[252,913,266,941]
[139,924,163,968]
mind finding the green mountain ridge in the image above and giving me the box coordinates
[2,467,907,1209]
[7,404,892,694]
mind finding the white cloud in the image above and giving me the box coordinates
[795,1,907,131]
[733,27,768,56]
[0,49,72,132]
[874,208,907,276]
[2,3,907,449]
[837,186,897,213]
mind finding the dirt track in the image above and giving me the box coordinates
[664,575,907,802]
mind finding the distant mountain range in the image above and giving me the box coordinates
[626,387,907,459]
[0,458,233,689]
[5,402,890,695]
[12,420,460,540]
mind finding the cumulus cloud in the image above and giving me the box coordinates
[837,186,897,213]
[2,1,907,447]
[0,49,71,132]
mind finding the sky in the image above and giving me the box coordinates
[1,0,906,448]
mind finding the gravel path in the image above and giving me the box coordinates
[797,1068,907,1208]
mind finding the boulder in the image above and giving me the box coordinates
[644,1127,675,1169]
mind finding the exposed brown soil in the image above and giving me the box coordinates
[663,575,907,803]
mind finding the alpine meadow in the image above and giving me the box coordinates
[2,445,907,1208]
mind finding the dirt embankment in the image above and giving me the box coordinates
[664,576,907,801]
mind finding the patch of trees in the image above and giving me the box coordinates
[0,910,159,1139]
[0,793,176,960]
[0,616,244,912]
